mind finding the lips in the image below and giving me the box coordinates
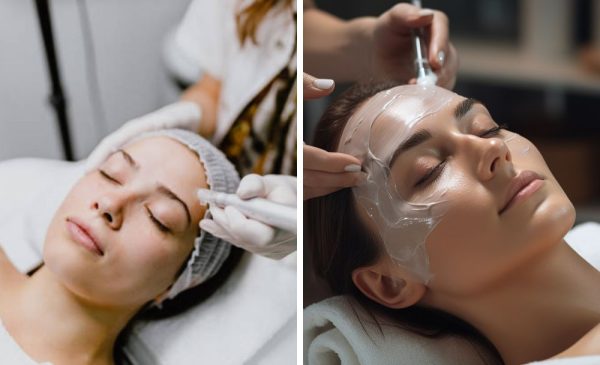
[499,170,545,215]
[66,217,104,256]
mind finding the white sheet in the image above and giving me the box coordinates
[0,158,296,364]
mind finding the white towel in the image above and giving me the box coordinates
[304,296,494,365]
[305,222,600,365]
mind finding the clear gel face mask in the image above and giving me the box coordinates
[338,85,456,282]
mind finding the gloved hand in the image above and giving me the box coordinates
[199,174,297,260]
[85,101,202,171]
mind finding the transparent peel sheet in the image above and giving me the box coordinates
[338,85,456,282]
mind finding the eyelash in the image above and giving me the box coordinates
[414,124,508,188]
[479,123,508,138]
[99,169,171,233]
[146,207,171,233]
[99,169,120,184]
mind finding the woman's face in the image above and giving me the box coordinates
[350,86,575,297]
[44,137,207,308]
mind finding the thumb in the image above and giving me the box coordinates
[303,72,335,100]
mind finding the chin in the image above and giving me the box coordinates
[525,192,575,252]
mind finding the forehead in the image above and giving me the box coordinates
[122,136,208,221]
[339,85,460,161]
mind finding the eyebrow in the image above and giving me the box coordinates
[117,149,139,170]
[117,149,191,228]
[454,98,481,120]
[388,98,482,167]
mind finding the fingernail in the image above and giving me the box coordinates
[418,9,434,16]
[344,164,361,172]
[313,78,334,90]
[437,50,445,66]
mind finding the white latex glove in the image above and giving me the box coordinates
[199,174,297,260]
[85,101,202,171]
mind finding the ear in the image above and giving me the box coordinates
[352,260,426,309]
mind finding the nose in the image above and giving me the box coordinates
[472,137,512,181]
[92,194,125,229]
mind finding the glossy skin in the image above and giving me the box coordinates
[44,136,208,308]
[351,87,575,297]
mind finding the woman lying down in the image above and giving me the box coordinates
[0,129,240,364]
[305,84,600,364]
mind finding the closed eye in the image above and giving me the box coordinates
[99,169,120,184]
[415,160,447,188]
[479,124,508,138]
[145,206,171,233]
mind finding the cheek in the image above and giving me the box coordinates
[44,177,96,255]
[424,182,503,294]
[118,221,185,281]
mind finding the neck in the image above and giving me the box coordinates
[12,265,140,365]
[427,240,600,365]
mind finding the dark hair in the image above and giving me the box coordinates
[305,82,503,364]
[113,246,244,364]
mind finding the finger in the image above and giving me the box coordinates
[224,206,275,247]
[199,219,235,243]
[208,206,230,231]
[427,10,449,70]
[237,174,296,206]
[261,175,296,205]
[434,44,458,89]
[304,144,362,173]
[237,174,264,199]
[304,169,366,189]
[266,175,296,191]
[303,72,335,100]
[384,3,435,34]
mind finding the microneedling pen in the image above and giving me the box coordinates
[197,189,297,233]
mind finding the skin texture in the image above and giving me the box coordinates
[0,136,207,365]
[349,87,600,364]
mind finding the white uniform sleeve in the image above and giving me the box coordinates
[173,0,234,79]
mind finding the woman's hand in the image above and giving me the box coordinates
[304,144,365,200]
[303,72,365,200]
[371,4,458,89]
[303,72,335,99]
